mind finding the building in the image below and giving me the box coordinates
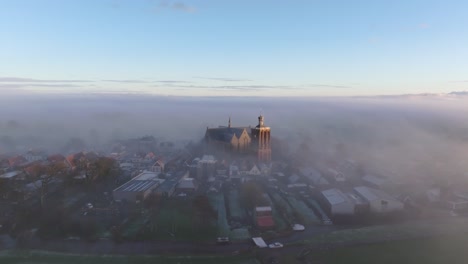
[321,188,355,215]
[24,150,47,162]
[150,159,165,174]
[196,155,217,179]
[113,171,164,202]
[205,115,272,163]
[255,206,275,230]
[299,167,330,187]
[354,186,404,213]
[176,178,198,194]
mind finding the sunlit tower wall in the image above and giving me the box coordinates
[251,115,272,163]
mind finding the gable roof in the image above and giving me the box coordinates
[206,127,250,143]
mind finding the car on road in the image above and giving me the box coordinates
[217,237,231,245]
[292,224,305,231]
[268,242,283,249]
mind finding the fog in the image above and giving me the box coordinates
[2,93,468,186]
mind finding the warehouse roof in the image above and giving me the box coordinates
[321,188,352,205]
[354,186,397,202]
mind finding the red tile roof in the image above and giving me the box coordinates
[256,216,275,228]
[47,154,66,163]
[8,156,27,167]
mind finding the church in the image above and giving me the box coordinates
[204,115,272,162]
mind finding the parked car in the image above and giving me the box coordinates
[292,224,305,231]
[268,242,283,249]
[217,237,230,245]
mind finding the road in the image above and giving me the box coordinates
[1,225,339,255]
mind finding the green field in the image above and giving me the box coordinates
[285,196,321,224]
[0,251,260,264]
[294,234,468,264]
[208,193,230,237]
[135,199,217,241]
[227,190,246,220]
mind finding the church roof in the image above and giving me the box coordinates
[206,127,249,143]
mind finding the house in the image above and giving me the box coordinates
[248,164,261,176]
[176,178,198,194]
[8,156,27,167]
[300,167,329,187]
[362,175,387,189]
[288,174,301,184]
[327,168,346,183]
[150,159,165,174]
[321,188,355,215]
[197,155,217,179]
[258,163,271,176]
[255,206,275,230]
[354,186,404,213]
[24,150,47,162]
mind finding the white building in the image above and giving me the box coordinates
[354,186,404,213]
[321,188,355,215]
[24,150,47,162]
[113,171,164,202]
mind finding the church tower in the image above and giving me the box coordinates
[251,114,271,163]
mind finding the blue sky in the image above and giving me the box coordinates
[1,0,468,96]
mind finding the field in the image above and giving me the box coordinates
[0,251,260,264]
[284,196,321,224]
[226,190,246,220]
[303,197,329,220]
[208,193,230,237]
[134,199,217,241]
[275,233,468,264]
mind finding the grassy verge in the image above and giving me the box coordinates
[0,250,260,264]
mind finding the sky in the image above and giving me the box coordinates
[1,0,468,97]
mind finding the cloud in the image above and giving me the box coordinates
[155,80,193,84]
[194,77,253,82]
[308,84,353,89]
[157,1,196,13]
[155,84,299,91]
[0,77,91,83]
[102,79,150,83]
[0,83,83,88]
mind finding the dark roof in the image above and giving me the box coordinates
[205,127,249,143]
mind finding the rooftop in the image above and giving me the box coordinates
[255,206,272,212]
[113,171,164,193]
[114,179,162,193]
[0,171,23,179]
[321,188,351,205]
[354,186,397,202]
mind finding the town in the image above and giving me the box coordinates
[0,113,466,258]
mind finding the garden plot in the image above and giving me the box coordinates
[285,196,321,224]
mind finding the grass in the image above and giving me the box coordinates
[227,190,247,220]
[285,196,321,224]
[134,199,217,241]
[304,197,328,220]
[0,250,260,264]
[208,193,230,237]
[311,234,468,264]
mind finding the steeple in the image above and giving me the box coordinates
[228,116,231,128]
[258,115,264,127]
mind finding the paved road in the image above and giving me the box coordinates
[1,225,340,255]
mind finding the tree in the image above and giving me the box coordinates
[36,162,68,209]
[86,157,117,184]
[193,195,217,229]
[240,182,268,210]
